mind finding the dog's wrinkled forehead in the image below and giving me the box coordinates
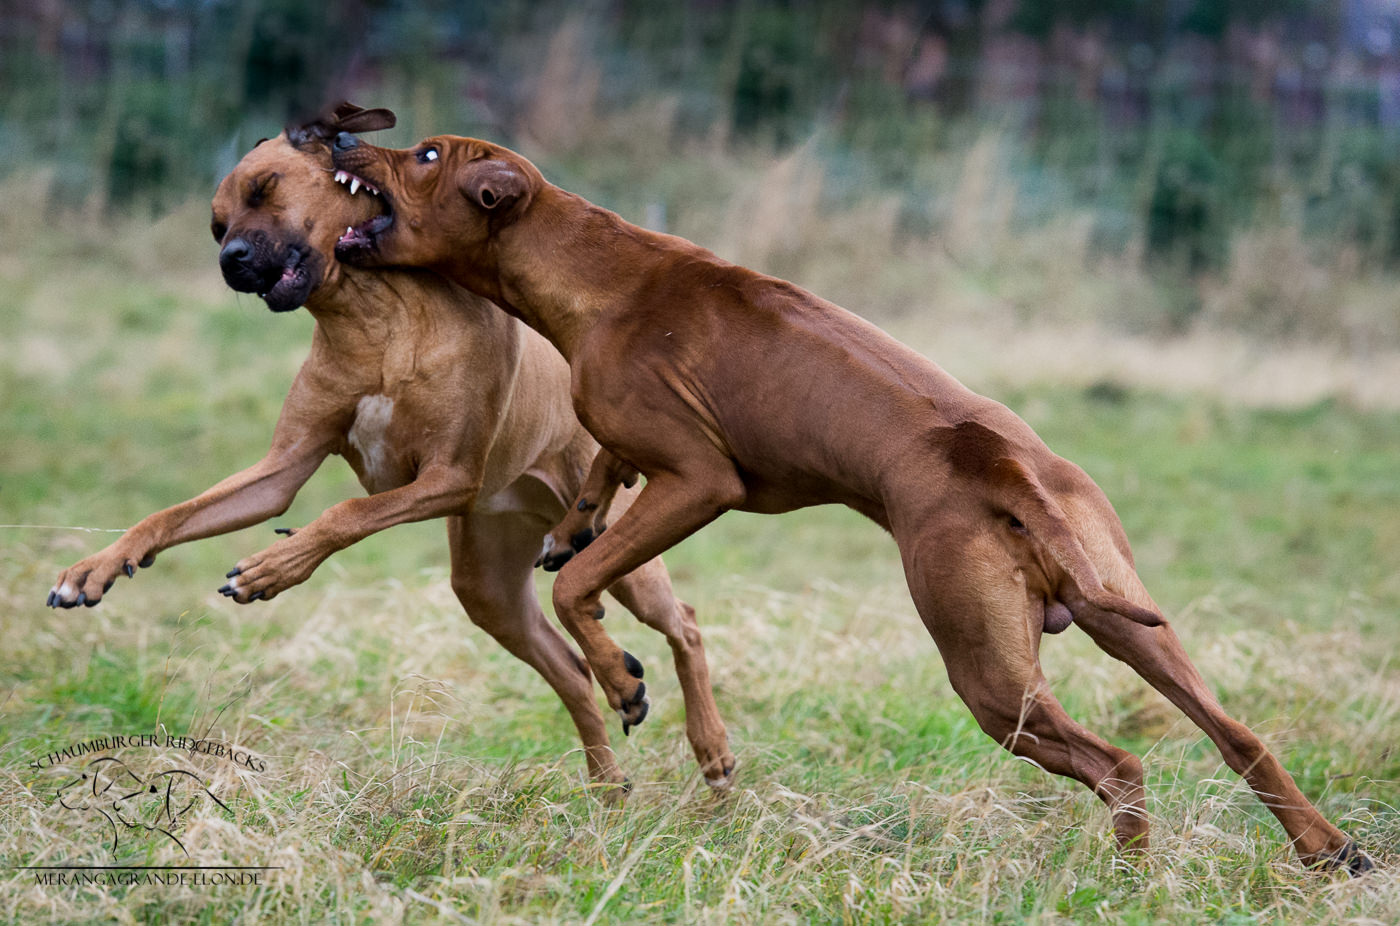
[430,136,521,171]
[213,136,310,212]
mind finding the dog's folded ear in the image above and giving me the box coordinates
[459,160,530,216]
[286,101,397,149]
[326,101,397,134]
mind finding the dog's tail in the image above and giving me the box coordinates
[992,457,1164,629]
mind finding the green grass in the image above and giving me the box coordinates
[1,204,1398,923]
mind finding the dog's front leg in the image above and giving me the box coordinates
[536,448,639,571]
[219,465,479,603]
[47,448,328,609]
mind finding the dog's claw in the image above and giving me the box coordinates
[706,759,738,789]
[274,527,294,536]
[226,567,241,579]
[541,549,574,572]
[615,681,650,735]
[1315,841,1375,876]
[218,584,233,596]
[124,563,135,578]
[248,591,265,602]
[46,590,56,608]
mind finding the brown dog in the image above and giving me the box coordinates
[46,106,735,789]
[326,130,1373,872]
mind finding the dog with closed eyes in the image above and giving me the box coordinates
[47,104,735,790]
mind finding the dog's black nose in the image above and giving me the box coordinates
[333,132,359,152]
[219,237,253,269]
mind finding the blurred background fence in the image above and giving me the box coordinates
[5,0,1400,347]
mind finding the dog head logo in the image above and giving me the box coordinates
[55,757,231,857]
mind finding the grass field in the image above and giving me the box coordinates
[2,200,1399,923]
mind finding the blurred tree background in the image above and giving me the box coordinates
[4,0,1400,345]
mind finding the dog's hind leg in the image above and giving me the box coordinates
[551,462,747,739]
[606,557,736,788]
[447,512,624,789]
[1071,607,1373,873]
[901,521,1151,853]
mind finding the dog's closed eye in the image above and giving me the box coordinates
[246,173,281,207]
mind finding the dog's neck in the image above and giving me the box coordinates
[485,187,671,362]
[302,264,494,353]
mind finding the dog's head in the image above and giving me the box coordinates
[211,102,396,311]
[329,133,542,276]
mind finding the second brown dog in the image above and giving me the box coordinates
[327,129,1371,872]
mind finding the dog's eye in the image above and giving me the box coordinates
[210,220,228,243]
[418,147,439,164]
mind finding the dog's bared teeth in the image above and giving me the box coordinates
[334,171,348,184]
[349,178,361,195]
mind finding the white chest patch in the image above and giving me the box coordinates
[348,394,395,485]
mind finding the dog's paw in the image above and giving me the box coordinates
[616,680,650,737]
[1310,841,1376,877]
[534,533,574,572]
[48,546,151,609]
[217,532,321,604]
[704,755,738,790]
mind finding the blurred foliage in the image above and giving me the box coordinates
[5,1,1400,331]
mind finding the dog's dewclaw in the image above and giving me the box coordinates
[622,650,645,679]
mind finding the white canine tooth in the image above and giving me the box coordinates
[346,226,354,236]
[349,178,361,195]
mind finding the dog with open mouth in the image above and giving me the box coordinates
[46,104,735,790]
[325,129,1373,873]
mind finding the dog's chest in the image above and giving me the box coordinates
[345,394,407,492]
